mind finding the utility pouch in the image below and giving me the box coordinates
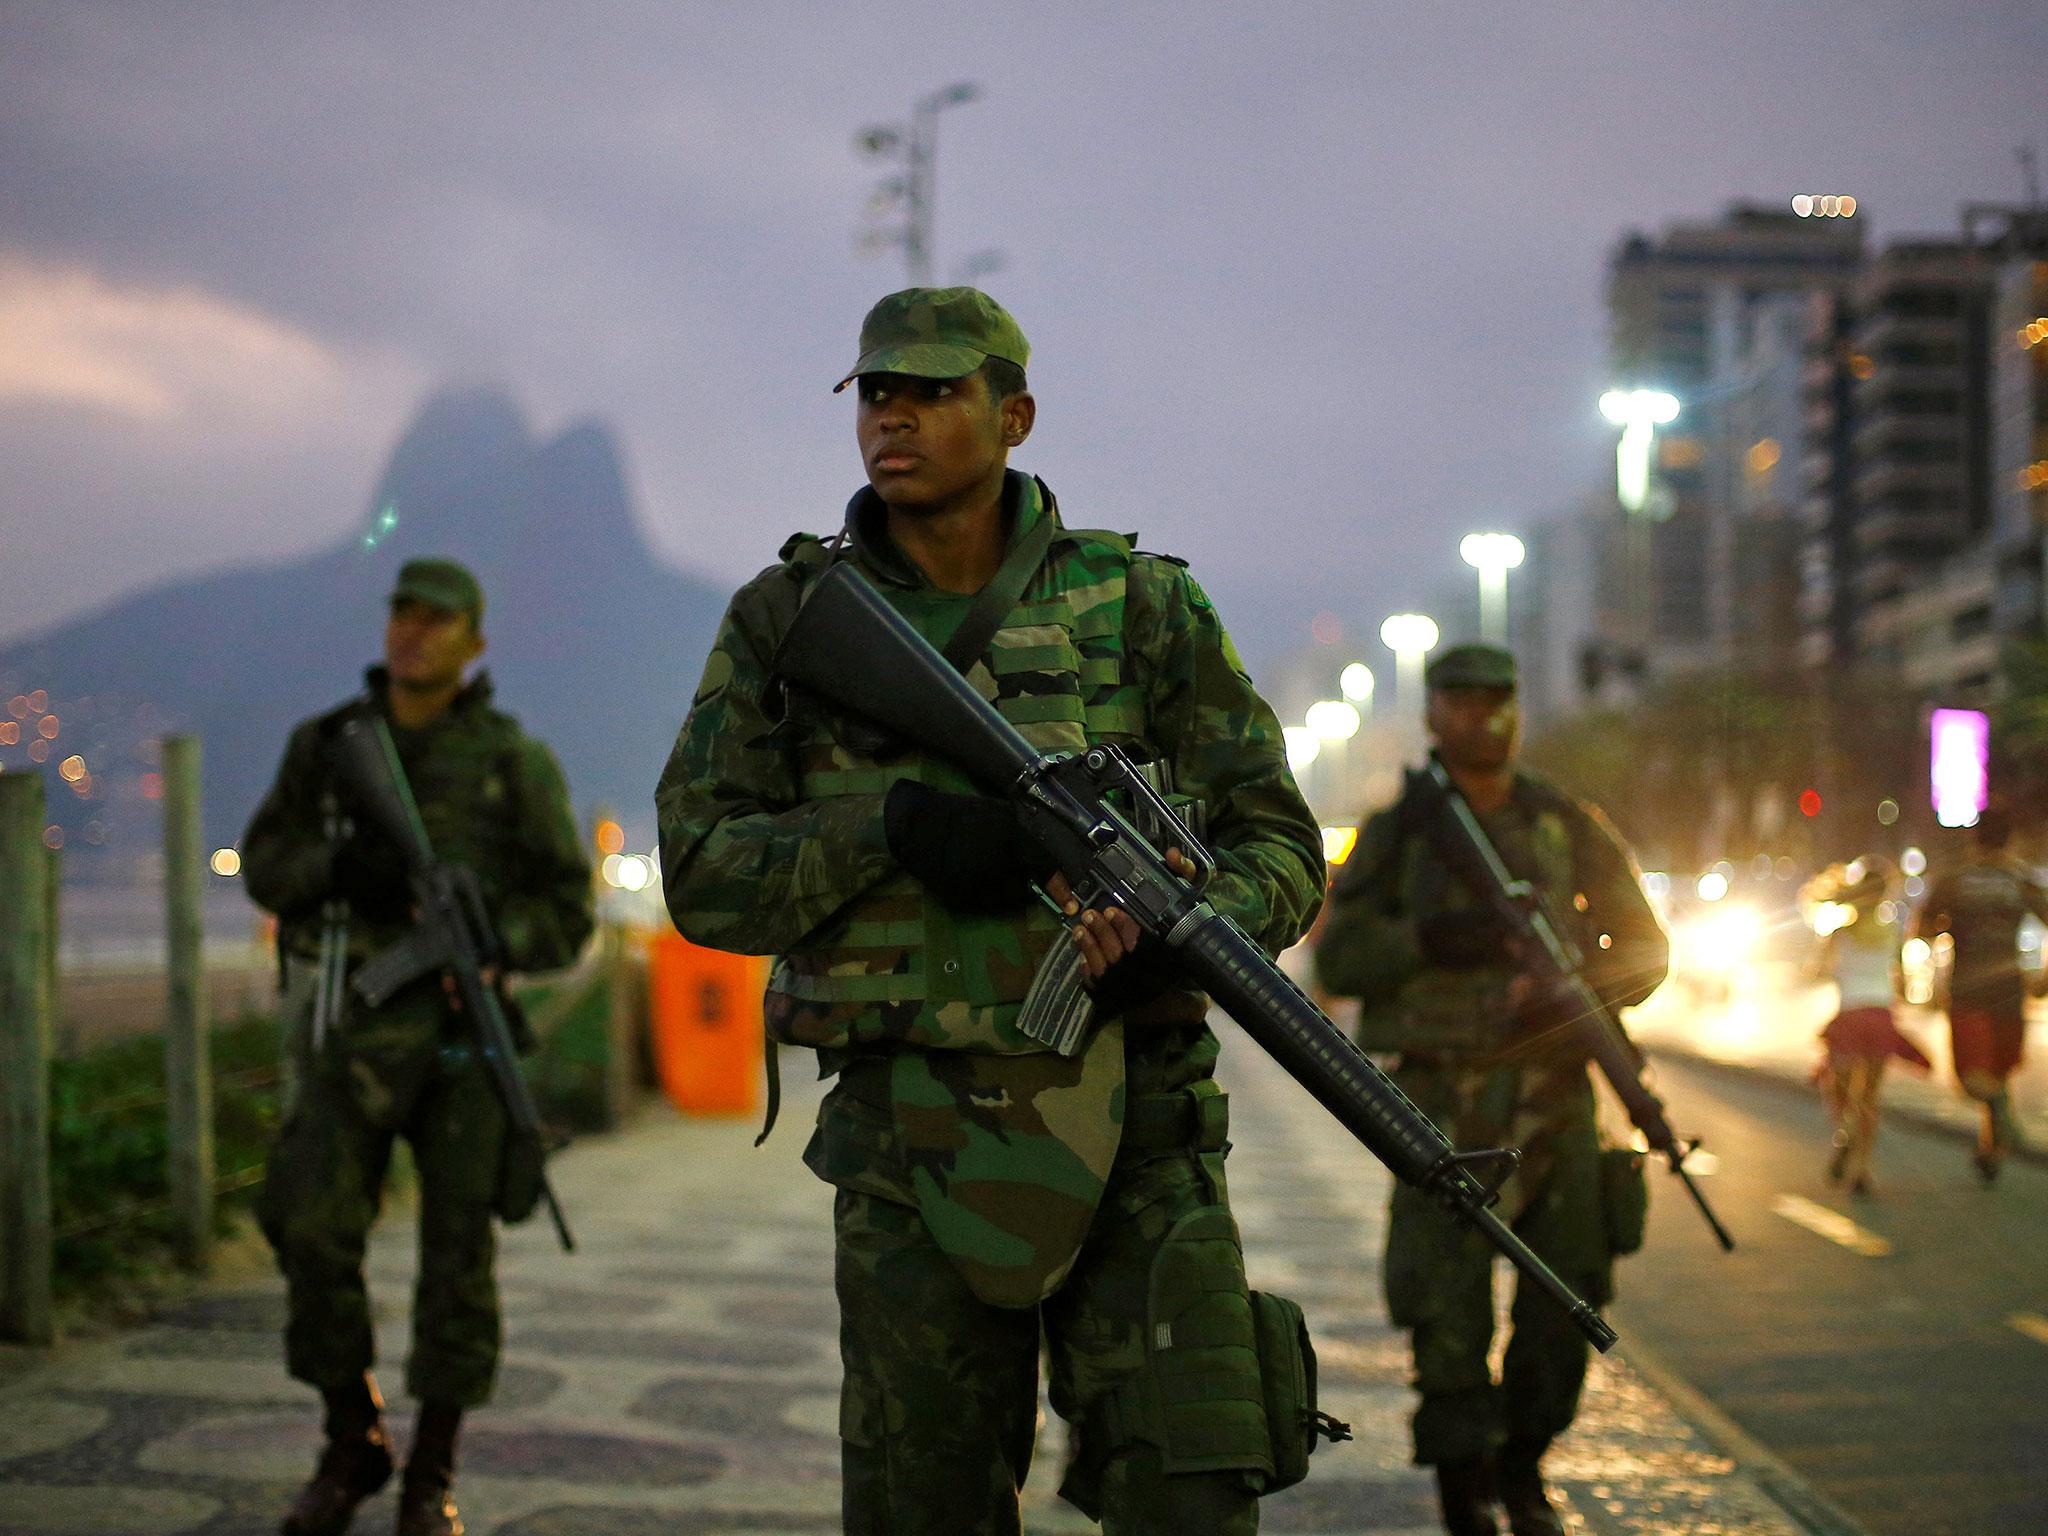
[1250,1290,1351,1493]
[1600,1145,1649,1257]
[494,1126,547,1224]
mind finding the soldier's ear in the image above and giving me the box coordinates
[1001,391,1034,448]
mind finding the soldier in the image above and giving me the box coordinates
[242,558,594,1536]
[656,287,1325,1533]
[1312,644,1667,1536]
[1912,808,2048,1183]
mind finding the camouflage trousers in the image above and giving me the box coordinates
[1383,1061,1613,1466]
[832,1128,1265,1533]
[257,1004,508,1409]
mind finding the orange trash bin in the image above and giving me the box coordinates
[647,930,768,1116]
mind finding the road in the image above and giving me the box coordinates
[1611,1053,2048,1536]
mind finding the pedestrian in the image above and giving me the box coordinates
[1912,808,2048,1183]
[1311,644,1668,1536]
[1804,859,1930,1196]
[241,559,595,1536]
[655,287,1327,1533]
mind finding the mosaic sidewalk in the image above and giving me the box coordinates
[2,1039,1823,1534]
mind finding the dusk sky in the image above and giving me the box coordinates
[4,2,2044,668]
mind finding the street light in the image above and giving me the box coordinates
[856,81,983,286]
[1305,699,1362,741]
[1459,532,1525,644]
[1339,662,1375,706]
[1599,388,1680,516]
[1380,613,1440,716]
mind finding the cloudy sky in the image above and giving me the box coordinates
[4,1,2043,667]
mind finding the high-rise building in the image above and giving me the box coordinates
[1797,207,2048,705]
[1606,203,1865,674]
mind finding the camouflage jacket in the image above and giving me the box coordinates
[656,472,1323,1304]
[242,668,595,994]
[1312,770,1666,1064]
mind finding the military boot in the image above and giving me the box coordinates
[1496,1439,1568,1536]
[1433,1457,1501,1536]
[281,1374,394,1536]
[394,1401,464,1536]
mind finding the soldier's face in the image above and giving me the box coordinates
[385,598,485,691]
[1426,686,1520,772]
[855,371,1032,512]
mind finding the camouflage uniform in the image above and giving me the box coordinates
[657,456,1323,1531]
[1313,771,1665,1467]
[243,665,593,1409]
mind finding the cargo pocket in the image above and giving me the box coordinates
[1600,1145,1649,1257]
[1142,1206,1273,1478]
[1250,1290,1351,1493]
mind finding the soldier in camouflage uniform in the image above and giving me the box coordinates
[242,558,593,1536]
[656,288,1325,1534]
[1312,645,1666,1536]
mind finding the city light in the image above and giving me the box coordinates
[1901,846,1927,877]
[1877,798,1900,826]
[1381,612,1440,715]
[1321,825,1360,865]
[1339,662,1375,703]
[1380,613,1440,653]
[1599,389,1681,515]
[1460,532,1526,643]
[1696,870,1730,903]
[601,852,655,891]
[1305,699,1362,742]
[1283,726,1321,774]
[596,818,625,855]
[2019,318,2047,349]
[1791,194,1857,218]
[58,755,86,782]
[1930,708,1989,828]
[210,848,242,877]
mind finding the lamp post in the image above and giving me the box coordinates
[1598,388,1681,517]
[1339,661,1375,711]
[1380,613,1440,718]
[856,82,982,285]
[1458,533,1525,644]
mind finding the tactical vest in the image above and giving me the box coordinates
[765,523,1148,1053]
[1357,778,1582,1057]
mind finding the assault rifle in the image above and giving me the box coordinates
[775,563,1618,1351]
[330,715,575,1252]
[1404,760,1736,1252]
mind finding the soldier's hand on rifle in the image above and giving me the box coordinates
[1049,849,1199,982]
[882,781,1058,914]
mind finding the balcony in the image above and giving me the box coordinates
[1854,458,1965,502]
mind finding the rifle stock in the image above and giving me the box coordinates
[777,563,1618,1350]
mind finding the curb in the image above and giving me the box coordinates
[1642,1044,2047,1169]
[1611,1331,1876,1536]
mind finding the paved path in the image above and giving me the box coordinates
[1613,1055,2048,1536]
[3,1038,1822,1534]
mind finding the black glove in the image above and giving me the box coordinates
[884,781,1058,915]
[329,829,412,924]
[1415,909,1518,970]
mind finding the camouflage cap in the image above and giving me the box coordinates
[391,557,484,624]
[1425,643,1516,691]
[833,286,1030,392]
